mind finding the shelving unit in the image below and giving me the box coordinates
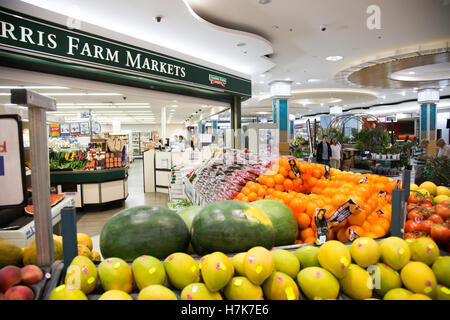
[131,131,151,159]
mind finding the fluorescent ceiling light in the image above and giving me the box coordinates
[0,85,69,89]
[325,56,343,61]
[44,92,122,96]
[0,93,11,96]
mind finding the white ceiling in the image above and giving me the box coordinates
[1,0,450,121]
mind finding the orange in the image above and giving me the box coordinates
[336,228,348,242]
[345,225,365,240]
[361,220,372,233]
[370,224,386,238]
[257,175,267,185]
[283,179,294,191]
[283,193,294,206]
[241,196,249,202]
[312,168,321,179]
[247,192,258,202]
[290,198,306,215]
[288,170,297,179]
[300,227,314,241]
[267,187,275,195]
[377,217,390,233]
[249,183,260,193]
[304,236,317,244]
[296,213,311,229]
[306,201,317,218]
[347,211,367,226]
[274,174,285,185]
[241,186,251,195]
[364,232,377,239]
[257,187,266,197]
[266,177,275,187]
[275,185,285,192]
[366,212,379,225]
[281,158,291,171]
[294,239,303,245]
[279,166,289,177]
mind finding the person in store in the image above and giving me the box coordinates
[329,137,342,169]
[316,135,332,166]
[412,139,431,185]
[178,135,186,151]
[436,138,450,159]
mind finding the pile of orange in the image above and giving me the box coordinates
[234,157,396,244]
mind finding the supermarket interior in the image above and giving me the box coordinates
[0,0,449,303]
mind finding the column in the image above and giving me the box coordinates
[212,120,218,134]
[269,80,293,155]
[161,106,166,141]
[230,96,242,148]
[418,88,439,156]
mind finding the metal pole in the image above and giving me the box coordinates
[61,206,78,273]
[11,89,56,267]
[402,170,411,202]
[390,189,405,237]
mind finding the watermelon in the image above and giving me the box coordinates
[100,205,190,260]
[251,200,298,246]
[191,200,275,255]
[177,206,203,232]
[25,194,65,215]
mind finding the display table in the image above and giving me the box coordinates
[0,197,74,248]
[50,168,128,208]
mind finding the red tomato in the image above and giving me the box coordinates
[404,232,416,239]
[407,204,417,212]
[429,214,444,225]
[405,220,421,233]
[420,220,434,234]
[408,193,423,204]
[420,203,434,209]
[407,209,424,221]
[435,203,450,221]
[430,225,450,243]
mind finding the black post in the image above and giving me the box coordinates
[402,170,411,202]
[390,189,405,237]
[61,207,78,273]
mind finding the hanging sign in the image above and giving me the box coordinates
[49,124,60,136]
[79,122,90,135]
[70,122,80,135]
[0,8,251,97]
[60,123,70,136]
[0,114,27,208]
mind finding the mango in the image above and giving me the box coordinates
[350,237,380,268]
[49,284,88,300]
[401,261,437,298]
[262,271,300,300]
[98,290,133,300]
[201,252,234,292]
[65,255,98,294]
[138,284,178,300]
[181,283,223,300]
[407,293,432,300]
[164,252,200,290]
[318,240,351,279]
[297,267,339,300]
[368,263,402,297]
[383,288,413,300]
[410,237,439,266]
[98,257,133,293]
[294,245,320,269]
[432,256,450,287]
[271,249,300,279]
[244,246,274,285]
[132,255,165,290]
[379,237,410,270]
[339,264,373,300]
[224,276,264,300]
[436,284,450,300]
[231,252,247,276]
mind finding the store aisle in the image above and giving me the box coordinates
[76,159,168,256]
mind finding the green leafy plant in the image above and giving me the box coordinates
[353,127,390,153]
[424,158,450,187]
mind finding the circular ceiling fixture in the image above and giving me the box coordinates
[326,55,343,62]
[259,0,271,4]
[389,62,450,81]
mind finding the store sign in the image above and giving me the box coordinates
[70,122,80,135]
[79,122,90,135]
[49,124,60,136]
[60,123,70,136]
[0,115,27,208]
[0,8,251,97]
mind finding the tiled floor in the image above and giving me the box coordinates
[76,159,168,256]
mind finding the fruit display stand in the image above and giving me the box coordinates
[0,197,74,248]
[50,167,128,209]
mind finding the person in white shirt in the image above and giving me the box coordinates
[330,137,342,169]
[436,138,450,159]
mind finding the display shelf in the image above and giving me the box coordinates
[0,197,74,248]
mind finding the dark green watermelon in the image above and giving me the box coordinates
[191,200,275,255]
[100,205,189,260]
[251,200,298,246]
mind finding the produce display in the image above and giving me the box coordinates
[233,157,395,244]
[49,151,87,170]
[404,181,450,251]
[45,236,449,300]
[188,150,271,203]
[24,194,65,215]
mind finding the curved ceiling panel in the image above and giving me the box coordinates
[19,0,275,76]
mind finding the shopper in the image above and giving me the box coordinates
[436,138,450,159]
[330,137,342,169]
[412,139,431,185]
[316,135,332,166]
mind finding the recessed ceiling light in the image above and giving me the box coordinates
[408,71,415,75]
[259,81,264,84]
[307,79,321,83]
[295,82,302,85]
[325,56,343,61]
[260,74,265,78]
[237,42,246,47]
[259,0,271,4]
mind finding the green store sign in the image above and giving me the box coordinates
[0,8,251,97]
